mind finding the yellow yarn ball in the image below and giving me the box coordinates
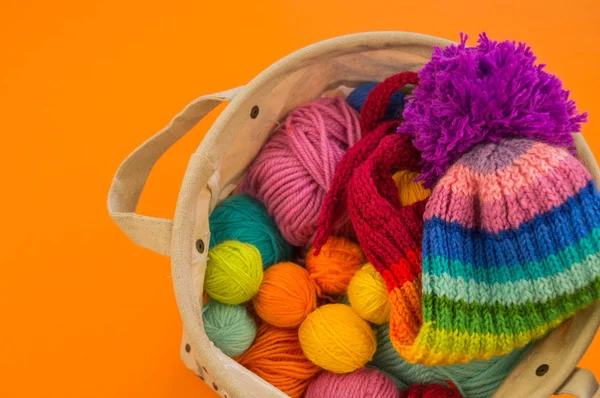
[348,263,390,325]
[299,304,376,374]
[393,170,431,206]
[205,241,263,305]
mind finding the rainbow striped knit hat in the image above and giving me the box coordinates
[395,138,600,365]
[393,33,598,365]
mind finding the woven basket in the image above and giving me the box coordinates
[108,32,600,398]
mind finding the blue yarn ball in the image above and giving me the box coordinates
[369,323,531,398]
[202,299,257,357]
[209,194,293,269]
[346,82,406,120]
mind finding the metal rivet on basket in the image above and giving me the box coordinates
[536,364,549,376]
[199,374,204,381]
[212,382,219,391]
[185,344,191,353]
[250,105,259,119]
[196,239,205,254]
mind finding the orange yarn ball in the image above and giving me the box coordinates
[306,236,365,295]
[253,262,318,328]
[237,323,321,398]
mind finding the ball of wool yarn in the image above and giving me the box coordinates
[237,323,321,398]
[346,82,406,120]
[204,241,263,304]
[397,33,587,187]
[202,299,257,357]
[209,194,293,268]
[305,236,365,295]
[253,262,317,328]
[299,304,376,374]
[400,384,461,398]
[306,368,399,398]
[348,263,390,325]
[239,97,361,247]
[369,323,531,398]
[392,171,431,207]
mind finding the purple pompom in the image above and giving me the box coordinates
[398,33,587,187]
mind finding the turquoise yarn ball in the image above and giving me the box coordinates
[202,299,257,357]
[369,324,531,398]
[209,194,293,268]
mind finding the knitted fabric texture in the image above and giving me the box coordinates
[397,138,600,365]
[313,72,419,252]
[347,132,425,350]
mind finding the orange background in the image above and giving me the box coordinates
[1,1,599,397]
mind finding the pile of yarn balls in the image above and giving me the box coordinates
[200,34,598,398]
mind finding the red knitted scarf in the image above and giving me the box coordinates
[314,72,428,346]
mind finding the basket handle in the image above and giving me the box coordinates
[107,87,241,256]
[555,368,600,397]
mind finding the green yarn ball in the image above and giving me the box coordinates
[205,241,263,304]
[202,299,257,357]
[369,323,531,398]
[209,194,293,269]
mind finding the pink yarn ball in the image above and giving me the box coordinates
[306,368,400,398]
[240,97,361,247]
